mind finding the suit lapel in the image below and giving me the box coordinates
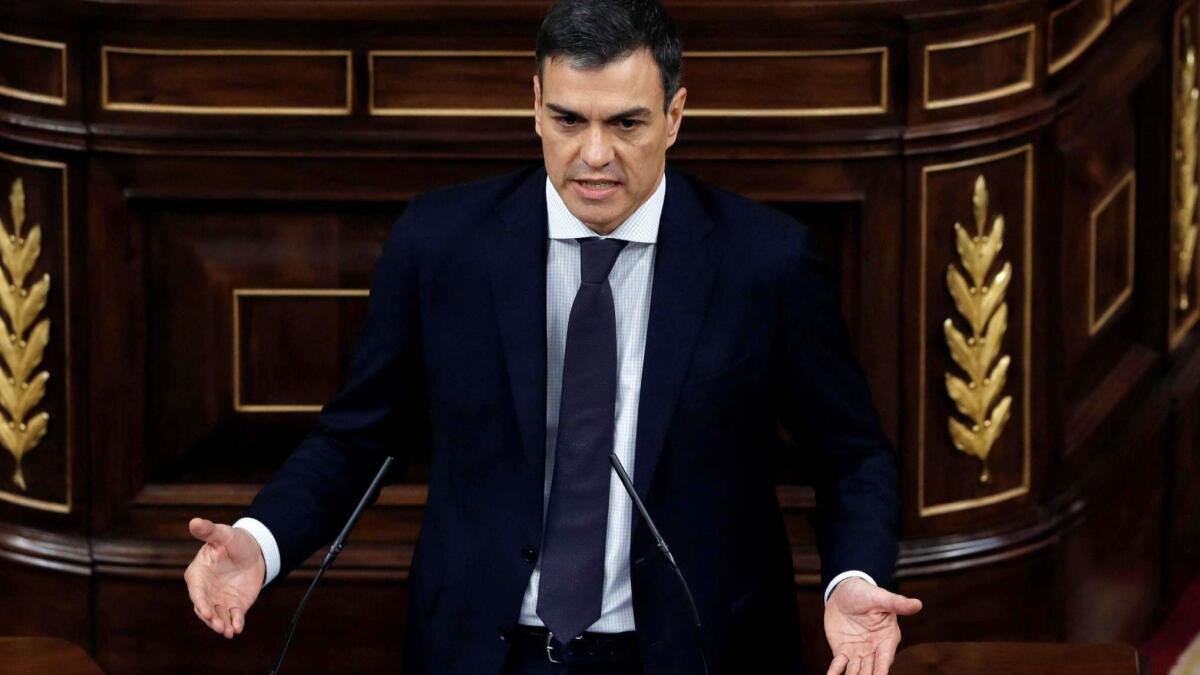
[486,165,722,538]
[633,168,721,504]
[487,166,550,541]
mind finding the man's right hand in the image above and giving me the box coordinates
[184,517,265,639]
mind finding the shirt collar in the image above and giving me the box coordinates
[545,173,664,244]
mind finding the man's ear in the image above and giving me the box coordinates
[665,86,687,149]
[532,74,543,138]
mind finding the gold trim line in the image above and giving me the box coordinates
[1087,170,1136,335]
[100,46,353,116]
[923,25,1037,110]
[919,144,1034,517]
[232,288,370,413]
[368,48,889,118]
[1048,0,1113,75]
[0,150,70,514]
[0,31,68,107]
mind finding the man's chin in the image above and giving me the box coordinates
[566,203,623,231]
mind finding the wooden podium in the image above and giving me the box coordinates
[894,642,1145,675]
[0,638,105,675]
[0,637,1146,675]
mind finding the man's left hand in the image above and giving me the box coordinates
[823,577,922,675]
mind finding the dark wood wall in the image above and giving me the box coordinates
[0,1,1197,674]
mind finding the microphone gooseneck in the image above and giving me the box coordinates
[609,452,711,675]
[268,455,395,675]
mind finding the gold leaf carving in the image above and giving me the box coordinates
[1176,17,1200,312]
[0,178,51,492]
[943,175,1013,484]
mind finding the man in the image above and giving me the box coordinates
[184,1,921,674]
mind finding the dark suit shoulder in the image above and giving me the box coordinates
[671,168,813,260]
[410,165,538,218]
[390,164,542,256]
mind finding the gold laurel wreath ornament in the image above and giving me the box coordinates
[0,178,51,491]
[944,175,1013,484]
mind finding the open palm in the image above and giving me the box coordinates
[824,577,922,675]
[184,517,265,639]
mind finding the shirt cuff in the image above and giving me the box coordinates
[823,570,877,604]
[233,517,281,588]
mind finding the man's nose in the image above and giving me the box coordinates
[581,126,614,168]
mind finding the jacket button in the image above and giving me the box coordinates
[521,546,537,563]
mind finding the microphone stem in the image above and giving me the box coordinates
[609,453,711,675]
[268,456,395,675]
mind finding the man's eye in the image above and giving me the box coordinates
[555,115,578,126]
[618,119,641,130]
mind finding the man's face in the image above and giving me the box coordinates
[534,48,687,235]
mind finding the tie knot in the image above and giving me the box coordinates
[578,237,629,284]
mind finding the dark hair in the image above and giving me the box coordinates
[535,0,683,113]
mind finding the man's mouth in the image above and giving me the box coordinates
[572,179,621,199]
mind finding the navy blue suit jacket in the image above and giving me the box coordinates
[242,164,899,675]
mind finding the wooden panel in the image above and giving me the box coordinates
[1048,0,1112,74]
[1060,419,1166,642]
[0,32,67,106]
[370,48,889,117]
[101,46,353,115]
[1089,170,1136,335]
[0,554,90,645]
[0,150,72,514]
[924,25,1036,110]
[680,49,889,117]
[145,207,391,483]
[233,289,369,413]
[94,572,407,675]
[916,145,1033,520]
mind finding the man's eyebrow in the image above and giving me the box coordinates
[546,103,653,121]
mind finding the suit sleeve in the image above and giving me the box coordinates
[238,197,429,588]
[773,222,900,592]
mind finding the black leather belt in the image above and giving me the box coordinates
[503,624,640,669]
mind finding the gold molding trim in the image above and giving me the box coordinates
[0,31,68,107]
[0,151,70,514]
[923,25,1037,110]
[232,288,369,413]
[100,46,353,116]
[1172,9,1200,348]
[943,176,1014,485]
[1048,0,1113,75]
[368,48,889,118]
[0,178,51,493]
[1088,170,1136,335]
[1114,0,1131,13]
[919,144,1034,517]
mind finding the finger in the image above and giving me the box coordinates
[212,603,226,634]
[189,517,213,542]
[186,580,213,621]
[889,594,923,616]
[825,654,848,675]
[847,655,862,675]
[230,606,245,634]
[861,653,874,675]
[873,648,895,675]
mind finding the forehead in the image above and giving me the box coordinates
[540,48,664,113]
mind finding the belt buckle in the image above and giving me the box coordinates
[544,631,583,665]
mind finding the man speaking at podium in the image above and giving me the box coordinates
[183,1,921,673]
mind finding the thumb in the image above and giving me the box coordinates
[189,517,233,547]
[887,592,923,616]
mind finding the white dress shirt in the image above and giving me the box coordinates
[232,171,873,620]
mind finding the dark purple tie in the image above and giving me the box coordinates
[536,236,629,644]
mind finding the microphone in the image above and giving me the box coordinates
[608,452,711,675]
[268,455,395,675]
